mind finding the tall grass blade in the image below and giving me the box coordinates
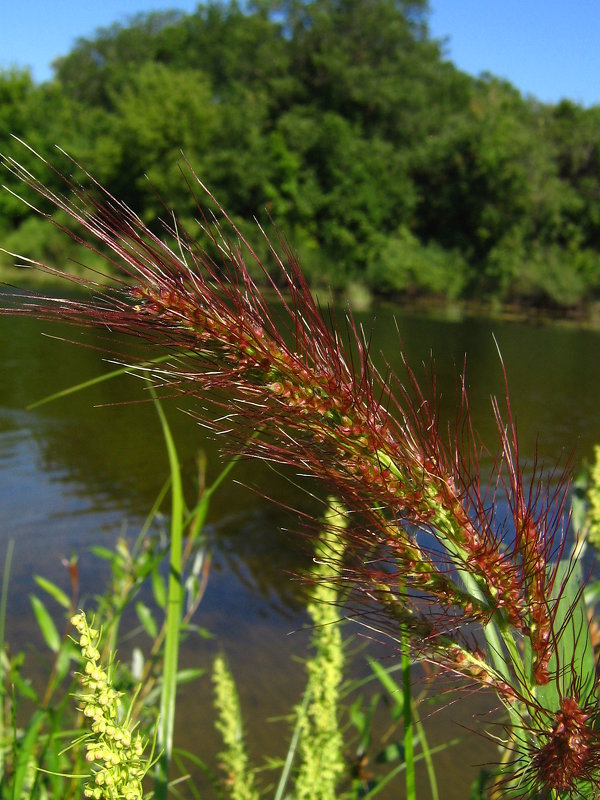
[11,708,45,800]
[401,633,416,800]
[412,703,439,800]
[33,575,71,609]
[184,453,241,543]
[29,595,61,653]
[26,352,184,409]
[149,384,185,800]
[361,740,460,799]
[273,686,311,800]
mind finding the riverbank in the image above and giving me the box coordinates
[5,260,600,333]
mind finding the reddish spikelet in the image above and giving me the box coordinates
[531,696,599,794]
[500,688,600,798]
[0,148,581,692]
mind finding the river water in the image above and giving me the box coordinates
[2,302,600,798]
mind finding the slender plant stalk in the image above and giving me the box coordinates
[273,687,311,800]
[26,353,181,410]
[149,383,185,800]
[411,703,438,800]
[401,620,415,800]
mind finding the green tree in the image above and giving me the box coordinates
[52,11,185,108]
[4,0,600,310]
[549,100,600,249]
[109,63,218,219]
[0,69,37,228]
[279,0,459,139]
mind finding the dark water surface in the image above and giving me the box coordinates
[2,305,600,798]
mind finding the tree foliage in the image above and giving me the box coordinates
[2,0,600,310]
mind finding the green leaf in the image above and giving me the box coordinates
[348,697,366,732]
[348,693,379,753]
[534,555,596,712]
[34,575,70,609]
[171,747,224,799]
[183,623,213,639]
[89,545,117,561]
[185,574,202,613]
[584,577,600,608]
[184,450,244,543]
[12,672,38,702]
[367,656,404,720]
[375,742,405,764]
[136,601,158,638]
[12,709,46,799]
[152,568,167,609]
[30,595,61,652]
[175,668,205,685]
[27,352,182,409]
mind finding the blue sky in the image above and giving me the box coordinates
[1,1,598,107]
[429,1,599,107]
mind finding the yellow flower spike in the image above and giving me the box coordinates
[71,612,85,630]
[69,610,150,800]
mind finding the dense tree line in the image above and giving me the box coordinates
[2,0,600,311]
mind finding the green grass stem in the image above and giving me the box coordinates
[411,702,438,800]
[273,687,311,800]
[360,739,460,800]
[149,384,185,800]
[401,630,416,800]
[26,352,182,409]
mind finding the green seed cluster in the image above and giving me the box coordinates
[295,499,346,800]
[212,654,259,800]
[71,611,148,800]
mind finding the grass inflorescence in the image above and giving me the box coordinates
[70,611,152,800]
[2,143,600,797]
